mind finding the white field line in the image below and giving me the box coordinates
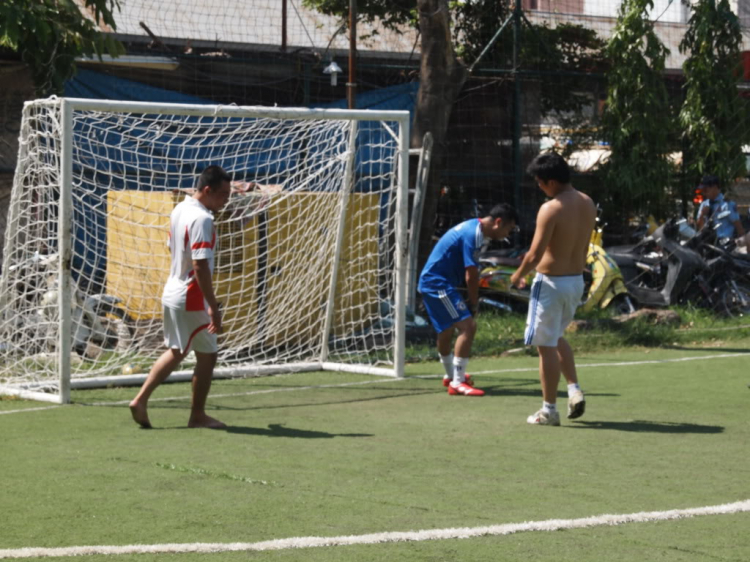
[0,405,61,416]
[100,351,750,407]
[464,351,750,377]
[1,351,747,414]
[1,499,748,559]
[88,377,407,407]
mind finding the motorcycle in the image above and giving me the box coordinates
[606,216,750,316]
[686,213,750,316]
[475,248,530,314]
[583,241,636,314]
[477,219,636,315]
[2,252,134,357]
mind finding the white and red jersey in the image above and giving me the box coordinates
[162,196,217,311]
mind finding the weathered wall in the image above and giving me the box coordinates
[0,65,34,266]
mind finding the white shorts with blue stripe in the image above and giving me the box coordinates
[524,273,584,347]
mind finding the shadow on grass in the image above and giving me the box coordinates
[162,422,371,438]
[128,388,444,413]
[569,420,724,433]
[224,423,372,439]
[481,383,619,400]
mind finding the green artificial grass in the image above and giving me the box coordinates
[2,344,749,561]
[405,305,750,361]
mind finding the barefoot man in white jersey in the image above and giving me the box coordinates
[511,153,596,426]
[129,166,232,429]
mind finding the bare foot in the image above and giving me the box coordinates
[188,414,227,429]
[129,401,152,429]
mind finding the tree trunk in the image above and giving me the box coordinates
[412,0,468,278]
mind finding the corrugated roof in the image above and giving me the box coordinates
[94,1,750,68]
[105,0,419,56]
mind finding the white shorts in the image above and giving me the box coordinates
[524,273,584,347]
[162,306,217,354]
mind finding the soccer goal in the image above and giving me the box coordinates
[0,98,410,403]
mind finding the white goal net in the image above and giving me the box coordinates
[0,98,409,403]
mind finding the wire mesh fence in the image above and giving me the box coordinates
[3,0,750,243]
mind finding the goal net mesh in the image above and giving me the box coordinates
[0,99,406,400]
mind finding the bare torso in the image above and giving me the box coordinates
[536,188,596,276]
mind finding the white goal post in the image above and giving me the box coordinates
[0,98,410,404]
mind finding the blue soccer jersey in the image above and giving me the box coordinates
[418,219,485,292]
[697,193,740,239]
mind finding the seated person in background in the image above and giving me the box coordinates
[696,174,745,241]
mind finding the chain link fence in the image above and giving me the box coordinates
[2,0,750,249]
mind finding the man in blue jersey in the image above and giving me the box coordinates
[696,174,744,240]
[419,204,518,396]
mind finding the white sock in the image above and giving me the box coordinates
[543,401,557,413]
[440,353,454,379]
[567,383,581,396]
[452,357,469,384]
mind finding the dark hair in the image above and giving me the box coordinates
[196,165,232,191]
[526,152,571,184]
[699,174,720,188]
[487,203,519,224]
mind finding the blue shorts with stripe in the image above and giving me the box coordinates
[420,287,472,333]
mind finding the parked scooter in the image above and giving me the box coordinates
[3,252,133,357]
[584,241,636,314]
[686,212,750,316]
[477,219,635,314]
[606,219,701,308]
[606,216,750,316]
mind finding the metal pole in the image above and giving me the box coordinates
[512,2,523,212]
[348,0,357,109]
[58,100,73,404]
[303,62,311,106]
[407,132,433,310]
[394,118,410,378]
[281,0,288,52]
[319,120,358,362]
[468,14,513,74]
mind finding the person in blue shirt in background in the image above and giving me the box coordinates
[418,204,518,396]
[696,174,745,240]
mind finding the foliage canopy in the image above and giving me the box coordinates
[304,0,607,117]
[679,0,747,186]
[0,0,124,95]
[600,0,675,220]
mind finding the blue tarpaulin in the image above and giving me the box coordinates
[66,68,416,114]
[65,69,211,104]
[63,69,416,188]
[62,69,416,288]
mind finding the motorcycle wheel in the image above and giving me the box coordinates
[90,301,136,351]
[717,279,750,318]
[95,301,134,324]
[611,294,638,315]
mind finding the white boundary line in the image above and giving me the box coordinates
[0,405,61,416]
[107,351,750,406]
[464,351,750,376]
[1,499,748,559]
[87,377,407,407]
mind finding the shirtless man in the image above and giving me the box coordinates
[510,153,596,426]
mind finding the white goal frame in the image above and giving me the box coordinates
[0,98,410,404]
